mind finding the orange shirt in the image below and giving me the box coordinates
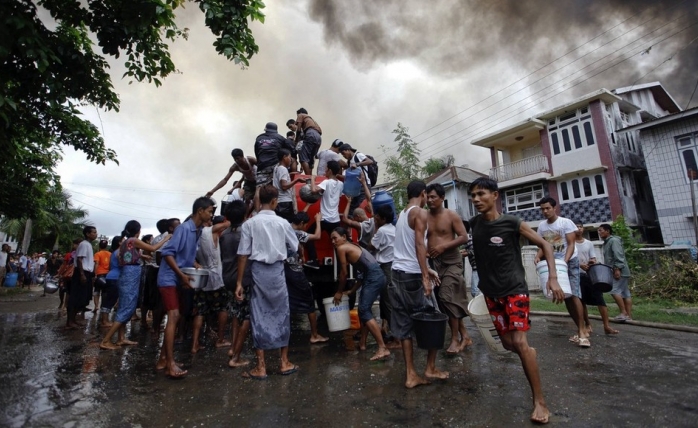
[93,250,111,276]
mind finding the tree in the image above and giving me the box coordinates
[383,123,422,212]
[0,187,90,253]
[0,0,265,218]
[422,154,455,177]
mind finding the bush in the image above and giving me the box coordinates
[632,256,698,303]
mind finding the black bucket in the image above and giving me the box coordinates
[410,311,449,350]
[587,264,614,292]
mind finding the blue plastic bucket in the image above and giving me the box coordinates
[4,272,18,287]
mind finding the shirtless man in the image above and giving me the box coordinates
[206,148,257,208]
[425,183,473,354]
[390,180,448,388]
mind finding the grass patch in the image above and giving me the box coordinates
[530,294,698,327]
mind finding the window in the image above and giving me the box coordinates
[505,185,545,211]
[558,174,607,202]
[677,135,698,182]
[548,107,595,155]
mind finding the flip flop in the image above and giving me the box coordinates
[242,370,268,380]
[568,335,579,343]
[279,365,299,376]
[578,338,591,348]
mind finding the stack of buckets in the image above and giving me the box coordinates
[468,294,508,354]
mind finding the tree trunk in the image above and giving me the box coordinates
[21,219,32,253]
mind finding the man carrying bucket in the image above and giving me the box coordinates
[469,177,564,425]
[574,220,619,335]
[534,197,590,348]
[389,180,448,389]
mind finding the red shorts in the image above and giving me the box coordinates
[159,287,180,312]
[485,294,531,335]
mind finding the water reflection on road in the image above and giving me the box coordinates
[1,307,698,427]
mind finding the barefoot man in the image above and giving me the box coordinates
[156,197,214,378]
[390,180,448,388]
[425,183,473,354]
[468,177,564,424]
[235,185,299,379]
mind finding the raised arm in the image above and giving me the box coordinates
[133,235,172,253]
[206,165,237,198]
[341,196,361,230]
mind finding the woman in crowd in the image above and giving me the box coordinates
[330,227,390,361]
[100,221,170,350]
[99,236,123,328]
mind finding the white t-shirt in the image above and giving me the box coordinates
[575,239,596,266]
[371,223,396,264]
[316,150,343,176]
[318,178,343,223]
[230,188,244,201]
[38,256,46,266]
[537,216,578,260]
[19,255,28,269]
[359,218,375,248]
[74,240,95,272]
[352,152,372,186]
[273,165,293,203]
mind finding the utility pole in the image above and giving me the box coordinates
[690,169,698,247]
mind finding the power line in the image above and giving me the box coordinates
[409,1,677,145]
[64,182,202,195]
[70,198,162,222]
[375,2,691,163]
[66,188,187,213]
[414,18,698,161]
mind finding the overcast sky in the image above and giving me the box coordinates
[55,0,698,238]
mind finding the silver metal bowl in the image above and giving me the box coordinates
[180,267,210,289]
[44,277,59,294]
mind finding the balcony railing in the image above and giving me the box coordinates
[489,154,550,182]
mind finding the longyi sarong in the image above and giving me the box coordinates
[249,260,290,350]
[430,247,469,319]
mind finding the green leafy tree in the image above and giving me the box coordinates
[422,154,455,177]
[383,123,422,212]
[0,188,90,253]
[0,0,265,218]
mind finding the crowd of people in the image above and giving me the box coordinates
[1,108,636,425]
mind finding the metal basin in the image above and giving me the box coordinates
[180,267,210,289]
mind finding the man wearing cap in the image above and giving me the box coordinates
[316,139,346,177]
[340,143,374,215]
[287,108,322,175]
[254,123,286,208]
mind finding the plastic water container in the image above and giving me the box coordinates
[536,260,572,299]
[467,294,508,354]
[372,191,397,224]
[3,272,18,287]
[349,308,360,330]
[342,167,362,197]
[322,295,351,332]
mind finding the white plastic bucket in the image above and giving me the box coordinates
[467,294,508,354]
[322,295,351,332]
[536,260,572,299]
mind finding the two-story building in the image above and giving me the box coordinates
[470,82,681,242]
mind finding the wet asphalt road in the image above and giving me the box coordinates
[1,291,697,428]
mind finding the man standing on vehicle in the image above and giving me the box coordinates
[288,108,322,175]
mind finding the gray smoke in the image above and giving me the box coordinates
[308,0,698,107]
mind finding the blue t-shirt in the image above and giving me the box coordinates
[157,219,202,287]
[105,251,121,281]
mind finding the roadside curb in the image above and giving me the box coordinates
[530,310,698,334]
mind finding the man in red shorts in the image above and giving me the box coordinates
[468,177,564,425]
[156,197,215,378]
